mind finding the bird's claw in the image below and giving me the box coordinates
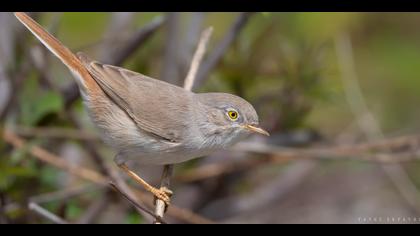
[153,187,173,211]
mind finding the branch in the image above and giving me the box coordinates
[3,129,106,184]
[77,191,110,224]
[109,182,167,224]
[13,126,99,141]
[30,184,97,204]
[154,26,214,223]
[183,27,213,91]
[176,135,420,183]
[28,202,69,224]
[232,139,420,163]
[2,129,215,224]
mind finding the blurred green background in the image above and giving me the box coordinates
[1,12,420,224]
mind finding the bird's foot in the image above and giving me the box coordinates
[152,186,173,211]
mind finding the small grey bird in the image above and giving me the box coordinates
[14,12,269,206]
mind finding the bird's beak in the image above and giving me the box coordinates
[244,124,270,136]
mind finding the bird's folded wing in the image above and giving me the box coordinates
[77,52,192,143]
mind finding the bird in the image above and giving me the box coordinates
[14,12,269,207]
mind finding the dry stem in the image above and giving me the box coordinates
[2,129,215,224]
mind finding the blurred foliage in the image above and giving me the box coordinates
[3,12,420,223]
[19,77,64,126]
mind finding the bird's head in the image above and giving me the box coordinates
[195,93,269,148]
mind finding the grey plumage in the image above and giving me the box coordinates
[78,53,261,165]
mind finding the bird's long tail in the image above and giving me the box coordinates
[14,12,100,97]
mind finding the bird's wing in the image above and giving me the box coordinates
[78,53,193,143]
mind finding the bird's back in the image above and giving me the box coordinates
[77,53,209,164]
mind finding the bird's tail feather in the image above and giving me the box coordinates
[14,12,100,97]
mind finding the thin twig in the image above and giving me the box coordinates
[3,129,107,184]
[233,140,420,163]
[109,182,167,224]
[77,191,110,224]
[176,136,420,183]
[28,202,69,224]
[221,161,318,221]
[13,126,99,141]
[30,184,98,204]
[183,27,213,91]
[2,129,215,224]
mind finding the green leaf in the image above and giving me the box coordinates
[20,76,63,125]
[40,166,60,187]
[66,200,83,220]
[124,211,143,224]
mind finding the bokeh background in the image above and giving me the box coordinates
[1,12,420,224]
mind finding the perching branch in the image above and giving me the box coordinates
[109,182,167,224]
[2,129,215,224]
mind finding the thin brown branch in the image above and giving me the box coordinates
[175,156,269,183]
[183,27,213,90]
[233,139,420,163]
[77,191,110,224]
[154,165,173,223]
[28,202,69,224]
[176,136,420,183]
[13,126,99,141]
[109,182,167,224]
[3,129,107,184]
[222,161,318,221]
[82,194,111,224]
[30,184,98,204]
[1,129,215,224]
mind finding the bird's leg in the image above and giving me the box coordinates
[116,160,173,208]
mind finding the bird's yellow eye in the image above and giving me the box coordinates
[227,110,239,121]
